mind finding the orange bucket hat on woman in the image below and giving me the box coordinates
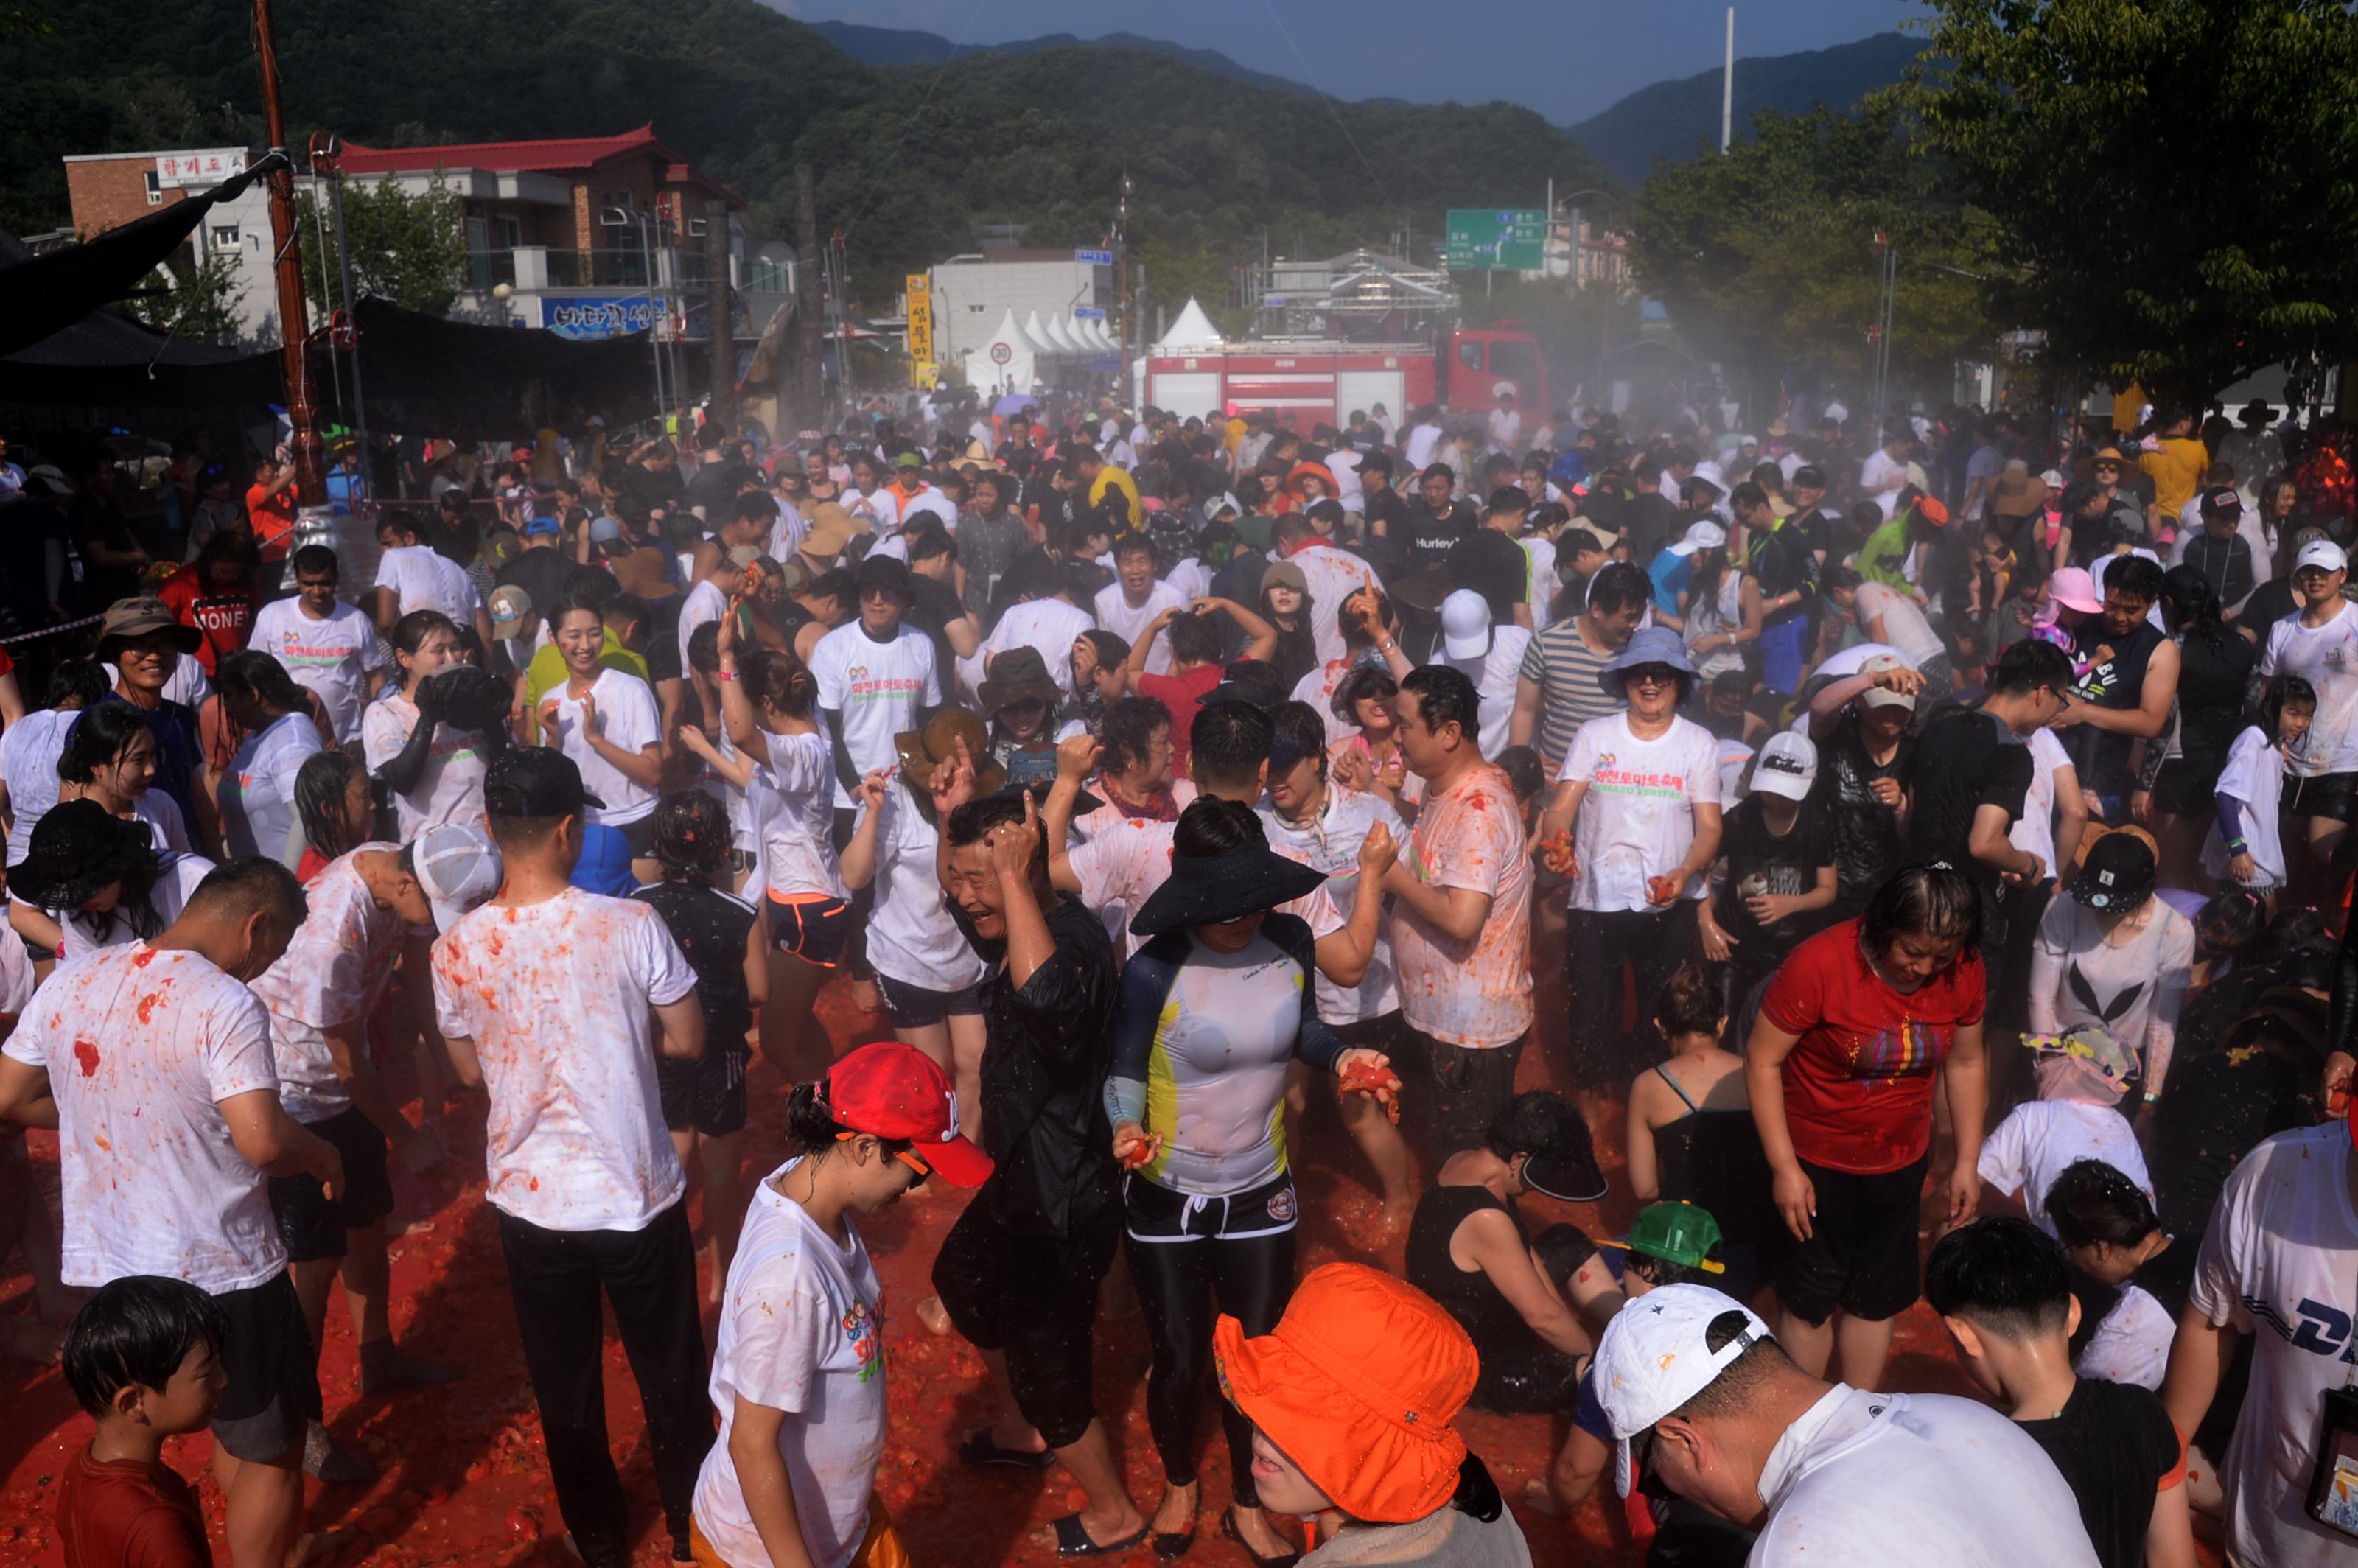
[1212,1263,1479,1524]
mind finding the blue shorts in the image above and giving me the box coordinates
[768,893,852,967]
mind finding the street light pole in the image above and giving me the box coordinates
[1557,187,1630,413]
[1116,169,1131,405]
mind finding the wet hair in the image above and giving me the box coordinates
[803,568,856,616]
[1077,627,1130,673]
[389,609,462,677]
[1400,665,1478,743]
[214,649,307,717]
[63,1275,228,1419]
[2043,1159,2163,1252]
[1624,1247,1723,1289]
[55,702,158,786]
[1099,696,1172,778]
[732,490,777,527]
[1663,1322,1793,1425]
[2194,888,2266,956]
[1483,1090,1585,1163]
[686,619,722,677]
[1989,637,2074,697]
[1495,743,1544,804]
[1586,560,1651,616]
[783,1077,913,1163]
[1924,1216,2073,1340]
[2261,673,2318,743]
[1820,563,1863,595]
[1172,796,1265,857]
[1270,701,1329,780]
[904,517,954,564]
[942,793,1049,881]
[1331,665,1399,726]
[2104,556,2165,604]
[1655,961,1721,1042]
[547,589,606,632]
[742,650,817,719]
[1191,700,1273,793]
[185,855,308,932]
[651,789,732,886]
[1113,531,1156,562]
[293,750,369,862]
[45,658,111,711]
[291,543,338,581]
[1859,861,1981,956]
[1167,607,1224,667]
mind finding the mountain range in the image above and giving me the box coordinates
[808,20,1316,97]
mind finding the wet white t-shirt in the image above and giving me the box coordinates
[248,597,388,744]
[856,782,984,994]
[752,729,847,903]
[2189,1124,2358,1568]
[220,711,323,861]
[2261,601,2358,775]
[431,888,699,1233]
[249,844,405,1124]
[810,623,940,811]
[692,1163,886,1568]
[1558,712,1722,911]
[976,598,1096,699]
[1975,1100,2152,1235]
[374,542,482,623]
[1,709,78,867]
[1070,816,1176,960]
[362,690,489,839]
[2203,724,2290,889]
[2009,727,2072,879]
[1094,581,1191,676]
[1259,788,1404,1025]
[2,942,287,1292]
[543,666,664,826]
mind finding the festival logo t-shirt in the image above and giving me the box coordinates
[2,942,286,1292]
[1558,712,1722,912]
[1390,763,1532,1050]
[430,888,699,1233]
[1760,917,1986,1174]
[810,622,941,810]
[692,1163,887,1568]
[248,597,388,744]
[249,844,407,1124]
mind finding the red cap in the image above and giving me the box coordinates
[821,1041,993,1187]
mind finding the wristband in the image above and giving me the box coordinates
[717,671,738,683]
[2224,836,2247,853]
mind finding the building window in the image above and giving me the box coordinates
[144,171,161,206]
[211,225,240,249]
[968,304,987,314]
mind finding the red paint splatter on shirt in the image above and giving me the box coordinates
[72,1039,99,1076]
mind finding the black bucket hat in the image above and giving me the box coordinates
[12,799,157,909]
[1130,822,1328,937]
[1522,1110,1609,1203]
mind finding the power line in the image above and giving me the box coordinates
[840,0,993,245]
[1256,0,1399,220]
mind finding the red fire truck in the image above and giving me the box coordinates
[1141,326,1550,433]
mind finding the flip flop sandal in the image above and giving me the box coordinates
[958,1429,1056,1469]
[1053,1513,1149,1558]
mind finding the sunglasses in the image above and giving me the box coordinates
[1624,665,1682,688]
[2093,461,2122,472]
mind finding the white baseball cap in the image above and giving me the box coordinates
[1855,652,1918,710]
[411,822,504,933]
[1750,730,1819,802]
[1439,589,1493,660]
[1593,1284,1774,1497]
[2295,538,2348,575]
[1668,519,1727,556]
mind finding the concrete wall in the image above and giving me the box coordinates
[930,258,1102,363]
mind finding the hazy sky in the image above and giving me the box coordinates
[772,0,1918,124]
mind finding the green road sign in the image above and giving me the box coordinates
[1445,208,1545,271]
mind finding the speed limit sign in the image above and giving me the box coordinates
[990,342,1012,365]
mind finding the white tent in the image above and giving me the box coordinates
[1043,315,1082,354]
[1081,316,1116,353]
[1021,310,1062,358]
[962,307,1037,392]
[1156,297,1224,350]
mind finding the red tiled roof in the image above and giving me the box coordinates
[339,124,667,176]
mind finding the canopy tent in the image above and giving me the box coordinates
[962,308,1037,392]
[1156,298,1225,351]
[1086,318,1119,352]
[1043,315,1082,354]
[1021,311,1063,358]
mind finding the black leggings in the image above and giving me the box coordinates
[1564,903,1697,1091]
[1125,1217,1295,1503]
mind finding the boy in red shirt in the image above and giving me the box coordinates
[57,1275,227,1567]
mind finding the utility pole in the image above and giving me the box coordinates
[253,0,323,503]
[1721,8,1736,154]
[705,198,736,441]
[794,164,825,427]
[327,166,370,496]
[1116,169,1132,405]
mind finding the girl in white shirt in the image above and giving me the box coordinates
[2203,675,2314,902]
[362,611,497,841]
[536,595,666,880]
[49,701,192,858]
[705,614,846,1079]
[215,650,326,864]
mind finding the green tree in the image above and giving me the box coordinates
[1631,100,2002,404]
[296,172,464,319]
[115,245,245,345]
[1911,0,2358,407]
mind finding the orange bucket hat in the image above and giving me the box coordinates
[1212,1263,1477,1524]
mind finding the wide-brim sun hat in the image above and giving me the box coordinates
[12,799,155,910]
[1130,839,1327,937]
[976,647,1064,715]
[1596,625,1696,697]
[894,708,1007,801]
[1213,1264,1478,1525]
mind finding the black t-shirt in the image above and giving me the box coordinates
[2182,531,2254,612]
[2068,620,2163,797]
[497,545,576,625]
[69,493,141,609]
[629,880,756,1050]
[0,496,69,622]
[1404,499,1477,571]
[1362,486,1410,542]
[2014,1377,2181,1568]
[903,575,968,682]
[640,593,685,685]
[1907,705,2033,886]
[1712,795,1834,958]
[2172,628,2256,763]
[1447,528,1530,626]
[2235,575,2298,637]
[1809,715,1917,917]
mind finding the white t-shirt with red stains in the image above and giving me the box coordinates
[691,1160,887,1568]
[1390,763,1533,1049]
[1069,816,1177,959]
[248,845,407,1124]
[2,942,286,1292]
[363,689,489,840]
[430,888,700,1233]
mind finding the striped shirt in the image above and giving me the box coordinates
[1518,617,1626,771]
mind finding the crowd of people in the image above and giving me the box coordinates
[0,383,2356,1568]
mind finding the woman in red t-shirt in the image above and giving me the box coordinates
[1743,861,1988,1393]
[155,529,261,673]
